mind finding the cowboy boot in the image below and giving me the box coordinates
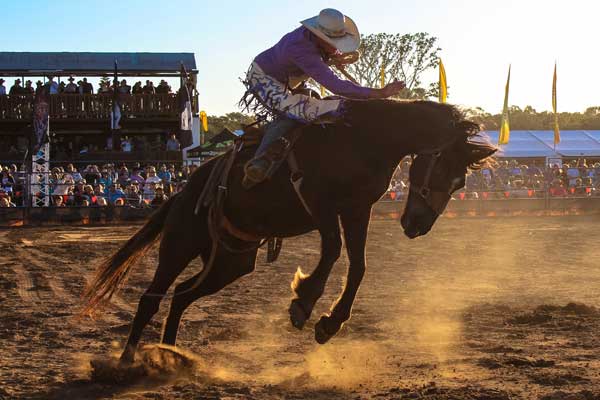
[243,118,299,188]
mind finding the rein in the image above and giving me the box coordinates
[408,140,457,215]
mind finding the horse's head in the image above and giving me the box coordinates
[400,119,496,239]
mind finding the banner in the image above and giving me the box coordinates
[110,60,121,130]
[32,88,50,153]
[552,62,560,146]
[438,59,447,103]
[498,65,511,145]
[200,110,208,132]
[179,64,193,132]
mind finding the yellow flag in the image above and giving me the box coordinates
[552,62,560,145]
[380,64,386,88]
[438,59,447,103]
[199,110,208,132]
[498,65,511,145]
[320,85,326,98]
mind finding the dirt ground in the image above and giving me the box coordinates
[2,215,600,399]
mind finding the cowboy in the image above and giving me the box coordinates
[65,76,78,93]
[242,8,405,185]
[9,79,23,95]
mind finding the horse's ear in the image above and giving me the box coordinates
[465,142,497,168]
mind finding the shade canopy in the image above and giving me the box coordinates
[0,52,197,77]
[483,130,600,158]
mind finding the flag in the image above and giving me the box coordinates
[199,110,208,132]
[110,60,121,130]
[498,65,511,145]
[32,87,50,153]
[380,64,386,89]
[179,64,193,132]
[438,59,447,103]
[320,85,326,98]
[552,62,560,146]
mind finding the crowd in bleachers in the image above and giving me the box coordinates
[388,158,600,201]
[0,162,197,208]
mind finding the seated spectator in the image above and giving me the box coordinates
[166,133,181,151]
[145,166,162,185]
[108,184,126,204]
[130,169,145,185]
[151,186,168,206]
[98,170,113,190]
[83,185,97,205]
[0,196,15,207]
[549,179,568,197]
[124,182,142,206]
[96,197,108,207]
[52,195,65,207]
[94,184,106,201]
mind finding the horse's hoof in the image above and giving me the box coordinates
[314,316,337,344]
[289,299,309,330]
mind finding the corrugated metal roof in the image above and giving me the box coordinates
[0,52,196,74]
[483,130,600,158]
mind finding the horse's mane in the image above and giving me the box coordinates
[345,99,497,170]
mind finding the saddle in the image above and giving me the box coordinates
[194,123,312,264]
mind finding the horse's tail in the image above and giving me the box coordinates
[81,195,176,315]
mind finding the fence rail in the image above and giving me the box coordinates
[0,93,186,120]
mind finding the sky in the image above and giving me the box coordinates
[2,0,598,115]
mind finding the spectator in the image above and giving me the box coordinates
[142,80,155,94]
[107,184,126,205]
[132,81,143,94]
[24,80,34,95]
[0,193,16,207]
[9,79,23,95]
[124,182,142,206]
[151,186,168,206]
[83,185,97,205]
[81,78,93,94]
[117,79,131,95]
[35,81,43,95]
[65,77,78,93]
[166,133,181,151]
[129,169,145,186]
[145,166,162,185]
[121,136,133,152]
[46,76,59,94]
[0,78,6,95]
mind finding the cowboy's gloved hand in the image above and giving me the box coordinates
[379,80,406,98]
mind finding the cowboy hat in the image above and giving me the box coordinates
[301,8,360,54]
[0,78,4,83]
[68,76,75,81]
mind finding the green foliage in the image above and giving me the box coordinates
[463,105,600,130]
[345,32,441,99]
[205,112,255,140]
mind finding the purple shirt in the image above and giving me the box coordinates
[254,27,374,99]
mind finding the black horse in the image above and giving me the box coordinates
[83,99,496,364]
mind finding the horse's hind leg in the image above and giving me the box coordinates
[161,248,257,346]
[120,231,204,364]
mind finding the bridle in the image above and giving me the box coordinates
[408,142,457,215]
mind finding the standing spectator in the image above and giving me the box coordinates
[142,80,155,94]
[9,79,23,95]
[132,81,143,94]
[81,78,93,94]
[166,133,181,151]
[65,77,78,93]
[0,78,6,95]
[121,136,133,152]
[46,76,59,94]
[35,81,44,95]
[117,79,131,95]
[24,81,34,95]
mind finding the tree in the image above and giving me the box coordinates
[344,33,441,99]
[205,112,255,139]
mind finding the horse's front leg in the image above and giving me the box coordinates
[289,209,341,329]
[315,206,370,344]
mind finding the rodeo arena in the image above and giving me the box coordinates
[3,13,600,400]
